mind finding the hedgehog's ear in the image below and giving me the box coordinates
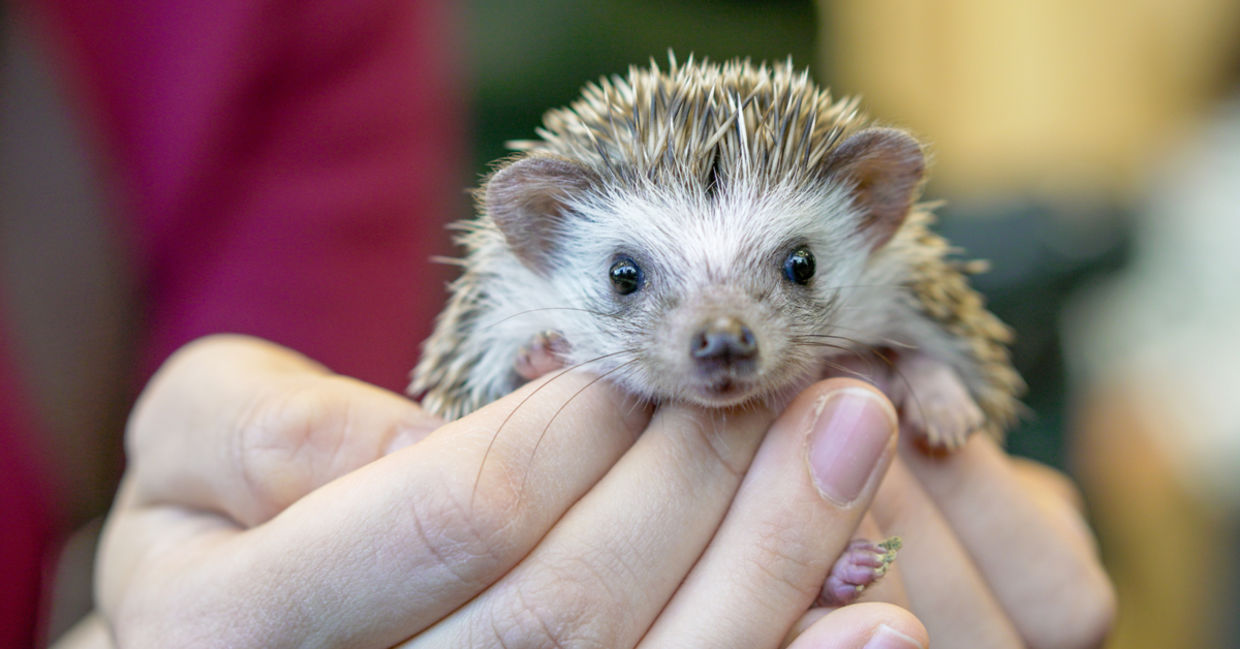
[485,156,598,273]
[821,128,924,250]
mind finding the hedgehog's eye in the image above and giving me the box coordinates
[610,256,643,295]
[783,247,816,285]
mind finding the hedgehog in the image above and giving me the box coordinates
[408,55,1024,606]
[410,55,1023,453]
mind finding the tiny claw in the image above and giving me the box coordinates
[819,536,902,607]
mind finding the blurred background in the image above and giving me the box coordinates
[3,0,1239,646]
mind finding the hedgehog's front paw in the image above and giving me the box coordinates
[819,537,901,607]
[515,330,570,380]
[893,353,984,451]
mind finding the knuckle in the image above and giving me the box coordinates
[741,512,827,602]
[232,375,414,521]
[231,380,338,519]
[405,469,527,588]
[126,337,241,456]
[482,565,614,649]
[1012,457,1088,513]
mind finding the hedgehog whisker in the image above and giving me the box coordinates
[469,349,637,509]
[801,345,883,378]
[491,306,623,326]
[787,342,921,415]
[797,329,916,350]
[787,337,854,354]
[789,334,887,377]
[818,356,878,382]
[817,282,905,292]
[790,332,863,344]
[789,332,870,352]
[514,356,643,501]
[854,347,928,429]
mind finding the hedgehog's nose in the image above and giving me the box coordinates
[691,317,758,365]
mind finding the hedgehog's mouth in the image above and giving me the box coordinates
[688,377,760,407]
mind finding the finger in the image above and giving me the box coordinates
[1010,456,1088,516]
[784,603,928,649]
[95,477,247,639]
[403,398,778,648]
[871,456,1025,648]
[639,380,898,648]
[101,368,651,649]
[901,434,1116,649]
[127,335,441,526]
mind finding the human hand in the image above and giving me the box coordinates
[816,424,1117,648]
[62,335,926,648]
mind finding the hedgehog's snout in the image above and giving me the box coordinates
[690,316,758,373]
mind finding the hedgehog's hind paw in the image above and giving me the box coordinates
[515,330,570,381]
[819,537,902,607]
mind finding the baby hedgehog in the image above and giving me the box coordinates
[410,56,1024,604]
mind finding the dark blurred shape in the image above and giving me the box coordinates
[936,201,1129,467]
[467,0,819,176]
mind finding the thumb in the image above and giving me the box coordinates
[785,603,928,649]
[127,334,441,527]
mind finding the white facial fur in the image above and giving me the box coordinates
[478,174,884,408]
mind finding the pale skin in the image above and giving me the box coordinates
[54,335,1113,649]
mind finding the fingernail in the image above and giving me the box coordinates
[807,387,896,506]
[863,624,924,649]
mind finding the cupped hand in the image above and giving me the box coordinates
[69,335,924,649]
[806,417,1117,649]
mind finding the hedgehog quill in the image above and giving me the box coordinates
[410,55,1024,604]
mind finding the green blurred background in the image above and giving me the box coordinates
[468,0,819,173]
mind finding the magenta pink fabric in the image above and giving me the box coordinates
[3,0,465,643]
[0,316,57,648]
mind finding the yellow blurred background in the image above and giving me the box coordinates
[466,2,1240,645]
[822,2,1240,647]
[825,0,1240,199]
